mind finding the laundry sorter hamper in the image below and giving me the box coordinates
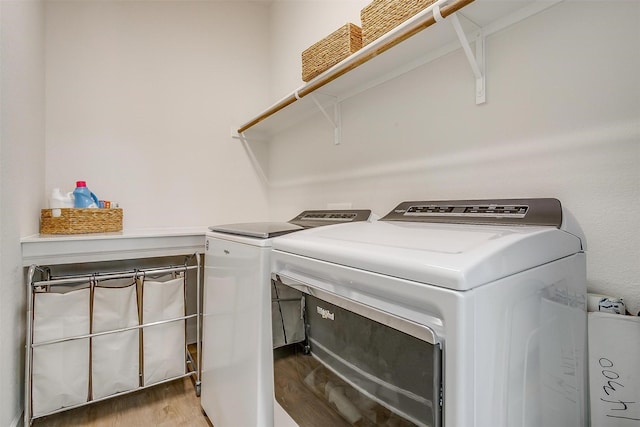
[24,254,202,425]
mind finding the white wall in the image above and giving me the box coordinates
[0,1,46,426]
[45,1,271,228]
[266,1,640,313]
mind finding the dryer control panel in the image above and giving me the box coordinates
[382,198,562,227]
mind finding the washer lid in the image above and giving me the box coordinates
[272,220,583,290]
[208,209,373,239]
[209,222,303,239]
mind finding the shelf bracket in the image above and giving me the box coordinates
[434,6,486,104]
[309,94,342,145]
[237,132,269,185]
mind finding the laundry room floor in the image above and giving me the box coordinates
[31,377,211,427]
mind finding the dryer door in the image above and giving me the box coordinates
[272,274,442,427]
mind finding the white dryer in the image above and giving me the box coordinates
[271,199,588,427]
[201,210,373,427]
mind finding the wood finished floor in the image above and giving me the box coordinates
[31,377,211,427]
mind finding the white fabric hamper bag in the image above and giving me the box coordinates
[142,275,186,385]
[32,287,90,416]
[92,280,140,399]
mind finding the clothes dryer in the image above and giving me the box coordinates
[201,210,372,427]
[271,199,588,427]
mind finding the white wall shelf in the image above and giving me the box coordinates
[236,0,562,140]
[21,227,206,266]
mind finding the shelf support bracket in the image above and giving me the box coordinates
[237,132,269,185]
[435,7,486,104]
[309,94,342,145]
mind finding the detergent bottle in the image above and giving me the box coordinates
[73,181,99,208]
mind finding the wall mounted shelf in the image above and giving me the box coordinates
[235,0,563,141]
[21,227,206,266]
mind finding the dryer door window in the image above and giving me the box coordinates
[272,275,442,427]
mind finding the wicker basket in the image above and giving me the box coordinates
[361,0,437,46]
[40,208,123,234]
[302,23,362,82]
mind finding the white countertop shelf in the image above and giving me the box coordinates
[237,0,561,138]
[21,227,207,266]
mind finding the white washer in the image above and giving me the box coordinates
[271,199,588,427]
[201,210,373,427]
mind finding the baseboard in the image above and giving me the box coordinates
[10,410,24,427]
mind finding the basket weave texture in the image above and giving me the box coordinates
[361,0,437,46]
[40,208,123,234]
[302,23,362,82]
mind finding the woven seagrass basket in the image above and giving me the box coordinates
[302,23,362,82]
[40,208,123,234]
[361,0,437,46]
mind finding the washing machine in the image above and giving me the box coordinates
[271,198,588,427]
[201,210,373,427]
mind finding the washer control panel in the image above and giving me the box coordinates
[290,210,372,228]
[382,199,562,227]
